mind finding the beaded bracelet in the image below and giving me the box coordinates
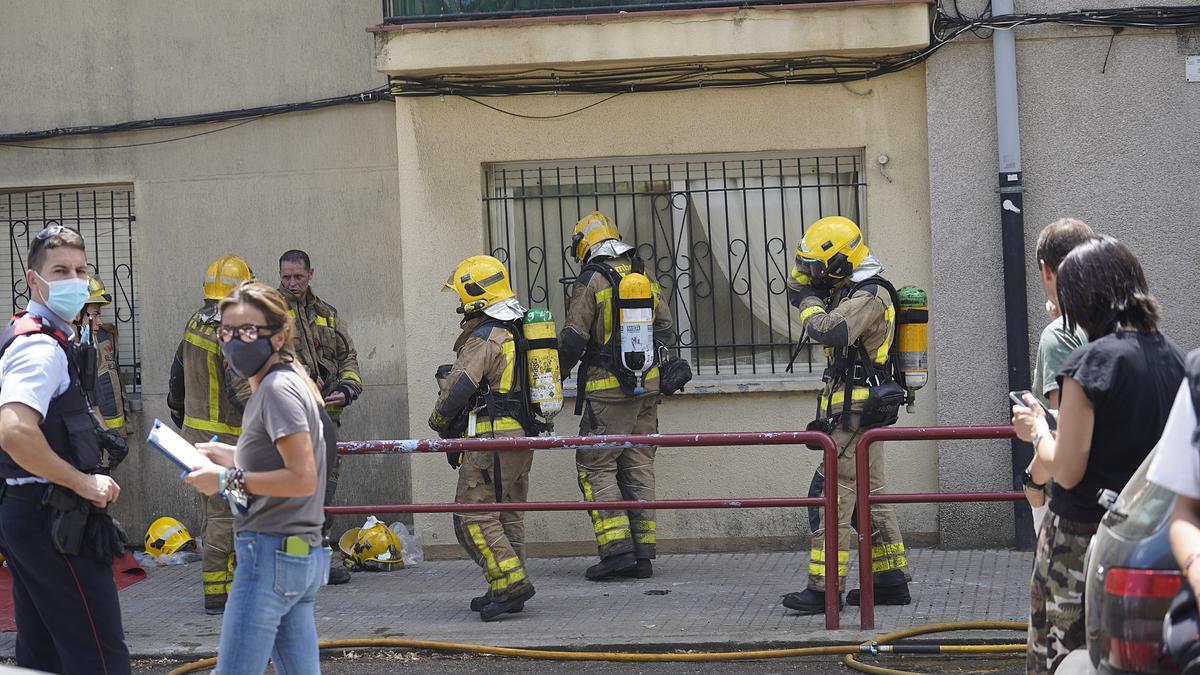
[229,468,246,495]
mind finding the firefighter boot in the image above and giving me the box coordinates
[847,569,911,606]
[479,586,536,622]
[470,591,525,613]
[782,588,844,615]
[617,558,653,579]
[585,552,637,580]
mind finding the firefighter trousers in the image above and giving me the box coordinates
[576,396,658,560]
[452,444,534,602]
[807,418,909,593]
[201,492,235,610]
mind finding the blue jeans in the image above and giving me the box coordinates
[216,531,329,675]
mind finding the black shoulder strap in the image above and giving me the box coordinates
[847,275,900,370]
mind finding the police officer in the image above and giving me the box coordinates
[430,255,537,621]
[0,225,130,673]
[167,253,252,614]
[558,212,674,581]
[278,249,363,585]
[781,216,911,615]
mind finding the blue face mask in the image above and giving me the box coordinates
[34,272,90,323]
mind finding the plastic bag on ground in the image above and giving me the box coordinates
[390,521,423,567]
[134,550,201,567]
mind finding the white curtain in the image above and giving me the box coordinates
[687,173,856,340]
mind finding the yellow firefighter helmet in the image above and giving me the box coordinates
[144,517,194,557]
[444,255,515,314]
[85,276,112,306]
[796,216,870,283]
[571,211,622,263]
[203,253,253,301]
[338,522,404,571]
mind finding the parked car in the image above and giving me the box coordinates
[1070,446,1184,674]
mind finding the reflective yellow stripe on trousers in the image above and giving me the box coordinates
[578,470,632,545]
[808,549,849,577]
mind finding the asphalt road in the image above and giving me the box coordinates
[137,650,1027,674]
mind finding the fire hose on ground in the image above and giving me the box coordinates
[165,620,1028,674]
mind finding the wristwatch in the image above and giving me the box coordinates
[1023,468,1046,491]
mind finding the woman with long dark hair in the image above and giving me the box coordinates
[1012,236,1184,674]
[184,281,329,674]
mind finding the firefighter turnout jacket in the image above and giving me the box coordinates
[284,288,362,421]
[429,315,530,437]
[787,273,896,421]
[558,254,675,401]
[167,302,251,444]
[92,324,128,433]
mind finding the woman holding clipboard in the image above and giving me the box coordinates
[183,281,328,675]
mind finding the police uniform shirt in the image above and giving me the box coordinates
[0,300,73,484]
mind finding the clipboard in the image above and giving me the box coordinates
[147,419,210,474]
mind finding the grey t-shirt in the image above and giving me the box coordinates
[234,364,327,547]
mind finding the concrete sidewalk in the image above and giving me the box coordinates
[0,548,1033,658]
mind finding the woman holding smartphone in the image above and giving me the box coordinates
[184,281,328,675]
[1012,236,1183,675]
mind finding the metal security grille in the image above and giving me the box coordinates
[0,186,140,391]
[484,152,865,377]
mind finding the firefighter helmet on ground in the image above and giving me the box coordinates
[338,522,405,571]
[571,211,622,263]
[444,255,515,314]
[796,216,870,285]
[203,253,253,301]
[85,276,112,306]
[144,517,194,556]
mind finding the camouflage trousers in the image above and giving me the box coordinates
[1027,513,1097,675]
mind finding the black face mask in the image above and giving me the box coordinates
[221,337,275,378]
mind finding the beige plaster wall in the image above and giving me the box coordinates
[376,1,930,76]
[394,66,938,552]
[0,1,409,541]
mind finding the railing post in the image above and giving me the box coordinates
[821,432,840,630]
[855,428,877,630]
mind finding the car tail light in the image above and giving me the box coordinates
[1101,567,1182,673]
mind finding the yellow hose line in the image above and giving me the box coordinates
[166,620,1029,674]
[843,620,1028,675]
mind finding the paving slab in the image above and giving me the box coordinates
[0,548,1033,658]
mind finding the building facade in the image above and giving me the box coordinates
[0,0,1195,553]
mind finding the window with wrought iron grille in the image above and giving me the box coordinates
[484,151,865,379]
[1,185,140,391]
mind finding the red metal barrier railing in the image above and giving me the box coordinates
[854,425,1019,630]
[334,430,845,628]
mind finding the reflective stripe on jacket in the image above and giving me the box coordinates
[429,315,525,436]
[559,255,674,400]
[167,304,250,443]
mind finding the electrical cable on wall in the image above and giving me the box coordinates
[3,3,1199,142]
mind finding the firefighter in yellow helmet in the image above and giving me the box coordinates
[166,253,253,614]
[429,255,538,621]
[781,216,911,615]
[77,277,131,471]
[558,212,675,581]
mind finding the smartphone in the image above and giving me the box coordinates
[1010,390,1057,431]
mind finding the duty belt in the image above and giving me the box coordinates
[0,482,83,511]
